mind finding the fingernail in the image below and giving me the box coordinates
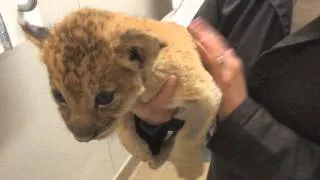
[169,75,178,85]
[225,48,236,57]
[169,75,177,80]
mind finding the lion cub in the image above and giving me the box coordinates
[20,8,222,180]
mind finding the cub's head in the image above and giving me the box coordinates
[20,9,165,142]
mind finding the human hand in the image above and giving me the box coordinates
[131,75,178,125]
[187,18,248,118]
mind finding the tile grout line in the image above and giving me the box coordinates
[106,139,116,175]
[129,162,143,180]
[155,163,170,180]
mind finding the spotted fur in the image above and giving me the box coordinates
[20,8,222,180]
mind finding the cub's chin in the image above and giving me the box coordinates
[95,122,119,140]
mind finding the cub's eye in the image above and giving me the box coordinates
[95,91,114,107]
[129,46,143,61]
[52,89,66,104]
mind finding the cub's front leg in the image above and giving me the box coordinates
[116,113,154,163]
[116,112,169,169]
[170,93,221,180]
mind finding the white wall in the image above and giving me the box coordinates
[0,0,24,53]
[38,0,173,26]
[37,0,79,26]
[79,0,172,20]
[162,0,204,27]
[0,0,43,53]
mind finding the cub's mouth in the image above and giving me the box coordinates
[95,123,117,140]
[71,119,117,143]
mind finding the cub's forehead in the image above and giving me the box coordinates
[48,20,110,56]
[47,8,120,50]
[42,22,116,74]
[40,9,131,88]
[43,33,116,91]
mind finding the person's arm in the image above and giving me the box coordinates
[209,97,320,179]
[186,1,320,177]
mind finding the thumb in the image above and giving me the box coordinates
[149,75,178,108]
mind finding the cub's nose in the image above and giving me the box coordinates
[68,124,100,142]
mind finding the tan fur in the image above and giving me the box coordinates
[21,8,222,180]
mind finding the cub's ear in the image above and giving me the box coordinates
[115,29,167,68]
[18,20,50,48]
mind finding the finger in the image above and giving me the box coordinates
[188,18,229,50]
[150,75,178,107]
[131,75,177,112]
[188,18,229,57]
[145,110,174,125]
[195,40,221,77]
[131,98,149,119]
[197,43,241,91]
[195,40,224,89]
[220,50,242,80]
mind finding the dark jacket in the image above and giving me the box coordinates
[134,0,320,179]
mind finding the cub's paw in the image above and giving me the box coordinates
[170,148,204,180]
[173,162,204,180]
[147,157,165,169]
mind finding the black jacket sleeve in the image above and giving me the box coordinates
[208,97,320,179]
[191,0,320,179]
[193,0,221,29]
